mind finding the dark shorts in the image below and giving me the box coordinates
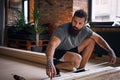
[54,47,79,59]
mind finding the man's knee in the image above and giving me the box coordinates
[83,38,95,47]
[78,38,95,52]
[88,38,95,45]
[74,53,82,67]
[64,52,82,68]
[87,38,95,43]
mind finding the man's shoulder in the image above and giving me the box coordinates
[82,26,92,31]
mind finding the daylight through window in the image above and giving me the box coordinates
[92,0,120,22]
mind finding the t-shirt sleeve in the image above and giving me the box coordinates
[82,26,93,39]
[86,27,93,38]
[51,26,65,41]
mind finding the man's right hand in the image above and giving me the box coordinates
[46,59,57,78]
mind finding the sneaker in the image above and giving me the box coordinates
[55,67,61,77]
[73,68,86,73]
[53,59,63,77]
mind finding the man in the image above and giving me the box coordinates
[45,9,116,78]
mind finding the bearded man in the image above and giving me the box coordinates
[45,9,116,78]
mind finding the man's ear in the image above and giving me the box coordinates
[83,21,87,26]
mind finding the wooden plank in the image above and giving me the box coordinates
[39,66,120,80]
[0,46,46,65]
[0,46,120,80]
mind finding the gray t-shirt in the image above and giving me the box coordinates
[52,22,93,50]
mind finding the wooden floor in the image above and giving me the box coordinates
[0,54,120,80]
[0,55,47,80]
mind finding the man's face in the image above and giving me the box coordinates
[72,16,86,30]
[68,16,86,37]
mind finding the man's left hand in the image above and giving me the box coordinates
[108,53,116,64]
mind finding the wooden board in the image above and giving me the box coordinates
[0,46,46,64]
[0,46,120,80]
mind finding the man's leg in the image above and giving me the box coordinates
[56,38,95,71]
[56,52,82,71]
[78,38,95,69]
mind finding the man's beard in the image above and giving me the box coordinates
[68,25,80,37]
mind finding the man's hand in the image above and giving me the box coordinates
[108,51,116,64]
[46,59,56,79]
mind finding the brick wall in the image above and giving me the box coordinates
[35,0,72,26]
[73,0,88,14]
[7,0,88,27]
[35,0,88,26]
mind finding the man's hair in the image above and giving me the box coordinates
[73,9,87,21]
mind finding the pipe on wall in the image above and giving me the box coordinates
[0,0,5,46]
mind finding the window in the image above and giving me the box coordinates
[7,0,29,26]
[23,0,28,23]
[89,0,120,22]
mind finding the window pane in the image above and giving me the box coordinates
[24,0,28,23]
[117,0,120,16]
[92,0,120,22]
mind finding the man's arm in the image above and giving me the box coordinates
[90,32,116,64]
[45,36,61,78]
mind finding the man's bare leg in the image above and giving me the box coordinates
[56,62,75,71]
[78,38,95,68]
[56,38,95,71]
[56,52,82,71]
